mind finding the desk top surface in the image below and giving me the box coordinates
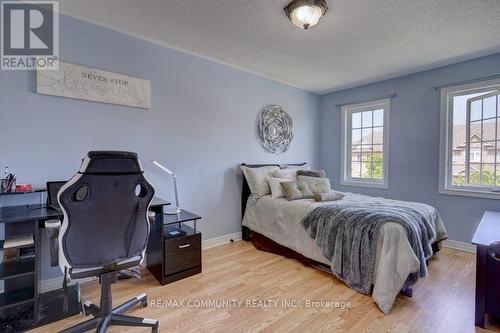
[0,197,170,224]
[472,210,500,246]
[163,209,201,225]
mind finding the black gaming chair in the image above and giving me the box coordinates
[57,151,158,333]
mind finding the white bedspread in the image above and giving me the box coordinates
[242,192,447,314]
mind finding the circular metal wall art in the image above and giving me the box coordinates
[257,105,294,153]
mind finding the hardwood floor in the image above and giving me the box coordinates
[29,241,500,333]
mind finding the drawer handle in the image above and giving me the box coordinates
[178,244,191,249]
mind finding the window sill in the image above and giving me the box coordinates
[340,179,388,189]
[439,187,500,200]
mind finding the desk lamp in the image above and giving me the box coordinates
[151,159,181,215]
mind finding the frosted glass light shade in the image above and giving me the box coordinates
[285,0,328,30]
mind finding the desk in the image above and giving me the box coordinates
[0,197,169,224]
[472,210,500,328]
[0,197,170,332]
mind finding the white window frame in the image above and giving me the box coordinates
[341,98,390,189]
[439,78,500,199]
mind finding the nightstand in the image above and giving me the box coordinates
[147,209,202,285]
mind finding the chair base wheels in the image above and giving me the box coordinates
[60,293,157,333]
[141,297,148,308]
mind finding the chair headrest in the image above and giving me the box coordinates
[79,151,143,175]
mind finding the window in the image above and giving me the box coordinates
[470,148,481,163]
[439,78,500,199]
[341,98,390,188]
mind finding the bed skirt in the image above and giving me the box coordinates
[246,227,334,272]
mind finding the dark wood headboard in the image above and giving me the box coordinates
[240,162,307,240]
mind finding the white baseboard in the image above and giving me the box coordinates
[202,234,478,256]
[442,239,477,254]
[202,232,242,249]
[40,232,243,291]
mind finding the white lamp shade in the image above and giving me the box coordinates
[284,0,328,30]
[289,4,323,29]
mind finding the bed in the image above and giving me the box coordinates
[240,163,447,314]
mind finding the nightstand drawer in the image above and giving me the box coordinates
[164,233,201,276]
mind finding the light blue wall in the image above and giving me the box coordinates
[0,15,320,280]
[2,10,498,285]
[319,53,500,243]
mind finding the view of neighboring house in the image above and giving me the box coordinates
[351,121,500,186]
[351,130,383,179]
[452,122,500,186]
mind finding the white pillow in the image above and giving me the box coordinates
[241,165,279,199]
[274,168,297,181]
[297,175,331,194]
[267,177,291,199]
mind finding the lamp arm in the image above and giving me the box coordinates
[172,176,180,209]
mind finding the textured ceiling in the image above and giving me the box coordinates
[58,0,500,94]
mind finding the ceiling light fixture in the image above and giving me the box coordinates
[284,0,328,30]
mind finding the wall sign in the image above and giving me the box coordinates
[36,61,151,109]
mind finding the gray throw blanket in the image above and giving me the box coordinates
[300,201,439,294]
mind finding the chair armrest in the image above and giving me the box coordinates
[148,211,156,224]
[45,219,61,236]
[45,219,61,267]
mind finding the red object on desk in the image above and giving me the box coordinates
[15,184,32,192]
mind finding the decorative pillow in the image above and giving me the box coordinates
[313,192,344,202]
[280,181,302,201]
[298,181,314,199]
[280,181,314,201]
[267,177,291,199]
[298,175,331,194]
[274,168,298,181]
[241,165,279,199]
[296,169,326,178]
